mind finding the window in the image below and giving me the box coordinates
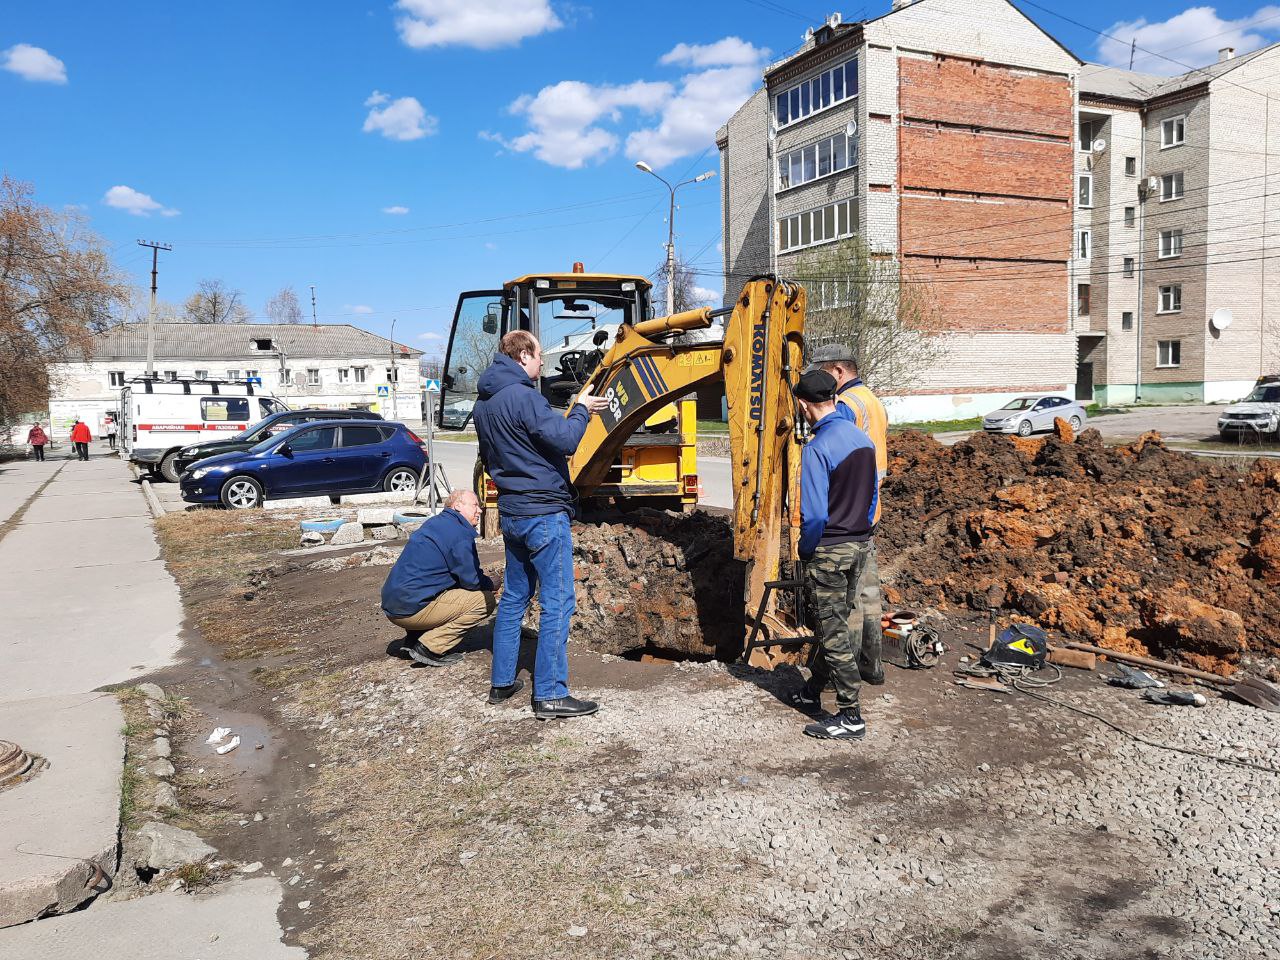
[777,198,858,252]
[243,369,258,379]
[227,369,240,380]
[1078,173,1093,209]
[1160,172,1184,201]
[774,57,857,128]
[164,370,178,382]
[193,369,209,380]
[286,426,336,452]
[280,368,292,383]
[252,337,274,351]
[1078,229,1091,259]
[777,133,856,190]
[1078,118,1100,152]
[1077,283,1091,316]
[1157,339,1182,367]
[108,370,125,387]
[1122,311,1134,331]
[1159,229,1183,258]
[201,397,251,422]
[306,368,320,386]
[386,366,399,383]
[1159,284,1182,313]
[337,368,350,383]
[354,366,367,383]
[1124,206,1136,227]
[1123,257,1135,277]
[1160,116,1186,148]
[1125,156,1137,176]
[340,425,385,448]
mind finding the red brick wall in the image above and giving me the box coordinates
[900,126,1072,199]
[905,257,1068,333]
[899,58,1073,138]
[901,194,1071,260]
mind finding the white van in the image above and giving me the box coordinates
[120,379,289,481]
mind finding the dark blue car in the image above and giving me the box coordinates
[180,420,427,509]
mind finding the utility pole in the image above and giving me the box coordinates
[309,284,318,328]
[137,240,172,379]
[634,162,716,316]
[389,318,399,422]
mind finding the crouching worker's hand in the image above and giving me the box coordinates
[576,385,611,416]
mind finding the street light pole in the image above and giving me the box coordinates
[389,318,399,422]
[634,162,716,317]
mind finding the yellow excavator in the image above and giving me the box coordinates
[437,268,811,666]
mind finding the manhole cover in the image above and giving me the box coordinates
[0,739,45,791]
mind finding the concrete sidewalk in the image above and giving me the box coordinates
[0,444,302,955]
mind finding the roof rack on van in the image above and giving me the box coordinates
[126,376,258,396]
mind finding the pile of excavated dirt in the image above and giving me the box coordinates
[880,429,1280,676]
[570,510,744,660]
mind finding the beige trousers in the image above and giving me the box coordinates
[389,588,497,654]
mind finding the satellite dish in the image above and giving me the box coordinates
[846,119,858,137]
[1211,308,1233,331]
[1092,138,1107,152]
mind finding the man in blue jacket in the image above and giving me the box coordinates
[792,370,882,741]
[473,330,608,718]
[381,489,497,668]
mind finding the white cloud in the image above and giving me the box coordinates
[692,285,721,304]
[1098,6,1280,75]
[395,0,561,50]
[347,304,375,314]
[363,91,438,141]
[493,80,671,168]
[2,44,67,84]
[493,37,768,170]
[382,205,411,214]
[419,331,445,341]
[102,185,179,217]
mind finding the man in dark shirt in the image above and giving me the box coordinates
[381,489,496,669]
[792,370,881,741]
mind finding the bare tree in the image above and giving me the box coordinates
[790,236,948,395]
[0,175,129,426]
[184,278,251,324]
[651,254,703,316]
[264,286,303,324]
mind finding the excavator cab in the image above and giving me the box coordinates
[438,266,699,532]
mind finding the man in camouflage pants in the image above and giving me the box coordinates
[790,370,882,741]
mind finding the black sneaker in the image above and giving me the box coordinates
[488,679,525,704]
[405,641,462,668]
[803,708,866,741]
[386,635,416,660]
[532,696,599,720]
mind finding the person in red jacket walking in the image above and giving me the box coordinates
[69,418,92,461]
[26,423,49,461]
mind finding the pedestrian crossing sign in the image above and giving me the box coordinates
[377,385,390,397]
[424,379,441,393]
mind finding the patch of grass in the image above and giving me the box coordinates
[155,510,298,590]
[696,419,729,435]
[172,862,214,889]
[119,760,141,826]
[891,416,984,434]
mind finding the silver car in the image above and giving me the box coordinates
[982,395,1088,436]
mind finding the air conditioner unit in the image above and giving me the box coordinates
[1148,176,1160,192]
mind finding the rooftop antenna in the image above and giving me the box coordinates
[309,284,318,328]
[1129,38,1136,70]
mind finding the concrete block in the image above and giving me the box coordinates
[357,507,396,526]
[370,524,400,541]
[134,822,216,870]
[328,522,364,546]
[300,531,325,548]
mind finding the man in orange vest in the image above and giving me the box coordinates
[810,344,886,686]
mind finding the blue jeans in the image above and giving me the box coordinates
[491,512,575,700]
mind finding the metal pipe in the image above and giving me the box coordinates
[632,306,716,338]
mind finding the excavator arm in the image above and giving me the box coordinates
[568,277,811,666]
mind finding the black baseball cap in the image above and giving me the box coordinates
[792,369,837,402]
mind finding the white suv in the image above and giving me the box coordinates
[1218,378,1280,440]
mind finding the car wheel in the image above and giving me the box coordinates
[383,467,419,494]
[1068,415,1082,431]
[1017,420,1033,437]
[220,476,264,509]
[159,450,182,483]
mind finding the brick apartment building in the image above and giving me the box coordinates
[1076,46,1280,404]
[719,0,1280,416]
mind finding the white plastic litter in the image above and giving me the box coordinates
[215,735,241,755]
[206,726,231,745]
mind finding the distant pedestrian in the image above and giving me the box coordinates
[26,423,48,462]
[106,416,118,451]
[472,329,609,719]
[381,489,497,668]
[69,418,92,461]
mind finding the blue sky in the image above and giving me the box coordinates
[5,1,1280,354]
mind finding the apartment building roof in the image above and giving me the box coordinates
[1082,43,1280,104]
[86,323,423,362]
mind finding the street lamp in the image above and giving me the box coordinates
[634,161,717,317]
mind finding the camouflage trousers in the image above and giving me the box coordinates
[806,539,885,710]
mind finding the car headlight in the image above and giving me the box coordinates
[190,467,211,480]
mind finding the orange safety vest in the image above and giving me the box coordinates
[837,381,888,522]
